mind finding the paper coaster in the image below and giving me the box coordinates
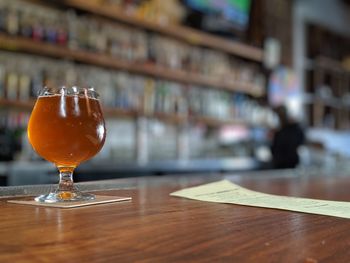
[7,195,132,208]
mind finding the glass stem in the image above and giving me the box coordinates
[57,167,75,193]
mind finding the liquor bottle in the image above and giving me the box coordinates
[6,4,19,35]
[31,12,44,41]
[19,8,33,38]
[0,64,5,98]
[88,19,98,51]
[44,15,57,43]
[67,10,79,49]
[0,2,7,32]
[18,72,31,101]
[5,71,19,100]
[144,78,155,115]
[56,19,68,46]
[65,66,78,87]
[30,69,43,98]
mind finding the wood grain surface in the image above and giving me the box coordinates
[1,173,350,262]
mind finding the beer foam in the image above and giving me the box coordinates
[38,94,99,100]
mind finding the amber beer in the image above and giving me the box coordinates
[28,94,106,167]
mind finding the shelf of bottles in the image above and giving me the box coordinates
[0,0,276,128]
[0,50,275,127]
[0,0,265,96]
[0,33,263,97]
[308,56,350,130]
[60,0,263,62]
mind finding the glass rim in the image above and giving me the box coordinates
[37,86,100,99]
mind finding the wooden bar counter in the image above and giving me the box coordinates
[1,171,350,262]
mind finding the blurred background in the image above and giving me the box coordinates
[1,0,350,186]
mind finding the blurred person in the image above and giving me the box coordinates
[271,105,305,169]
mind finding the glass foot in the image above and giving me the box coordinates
[35,191,95,203]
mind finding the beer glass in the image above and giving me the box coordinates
[28,86,106,203]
